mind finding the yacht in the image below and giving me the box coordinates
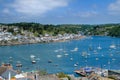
[74,64,78,67]
[30,55,36,64]
[71,47,78,52]
[8,57,13,63]
[56,55,62,58]
[97,44,102,50]
[30,55,36,59]
[110,43,116,49]
[48,60,52,63]
[70,58,73,61]
[74,47,78,51]
[16,61,22,67]
[88,44,93,51]
[31,59,36,64]
[64,53,69,56]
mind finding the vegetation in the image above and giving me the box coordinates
[83,24,120,37]
[1,22,83,36]
[0,22,120,37]
[109,26,120,37]
[37,70,47,76]
[57,72,71,80]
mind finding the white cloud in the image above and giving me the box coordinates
[108,0,120,15]
[74,11,98,18]
[11,0,68,16]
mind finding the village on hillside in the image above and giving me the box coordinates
[0,25,85,46]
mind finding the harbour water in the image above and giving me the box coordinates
[0,36,120,74]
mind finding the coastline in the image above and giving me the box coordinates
[0,35,86,46]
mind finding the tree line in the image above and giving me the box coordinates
[0,22,120,37]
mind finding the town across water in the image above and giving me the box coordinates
[0,36,120,74]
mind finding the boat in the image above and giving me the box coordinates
[93,50,98,54]
[30,55,36,59]
[30,55,36,64]
[8,57,13,63]
[31,60,36,64]
[48,60,52,63]
[54,50,59,52]
[64,53,69,56]
[88,44,93,51]
[81,51,88,57]
[110,43,116,49]
[74,47,78,51]
[71,47,78,52]
[70,58,73,61]
[95,58,99,60]
[56,55,62,58]
[74,68,86,77]
[54,64,58,67]
[74,64,78,67]
[74,62,79,67]
[97,44,102,50]
[74,67,107,77]
[16,61,22,67]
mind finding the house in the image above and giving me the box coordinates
[1,69,17,79]
[0,63,17,79]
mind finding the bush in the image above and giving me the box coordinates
[57,72,71,80]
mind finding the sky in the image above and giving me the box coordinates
[0,0,120,24]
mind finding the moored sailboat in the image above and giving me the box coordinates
[30,55,36,64]
[110,43,116,49]
[97,44,102,50]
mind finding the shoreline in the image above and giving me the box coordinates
[0,35,86,46]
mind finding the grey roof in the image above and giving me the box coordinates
[0,67,7,75]
[1,69,17,79]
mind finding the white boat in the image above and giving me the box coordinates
[74,47,78,51]
[30,55,36,59]
[16,61,22,67]
[95,58,99,60]
[9,57,13,63]
[112,58,116,61]
[97,44,102,50]
[31,60,36,64]
[64,53,69,56]
[71,47,78,52]
[56,55,62,58]
[74,64,78,67]
[110,44,116,49]
[30,55,36,64]
[54,50,59,52]
[70,58,73,61]
[82,51,87,57]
